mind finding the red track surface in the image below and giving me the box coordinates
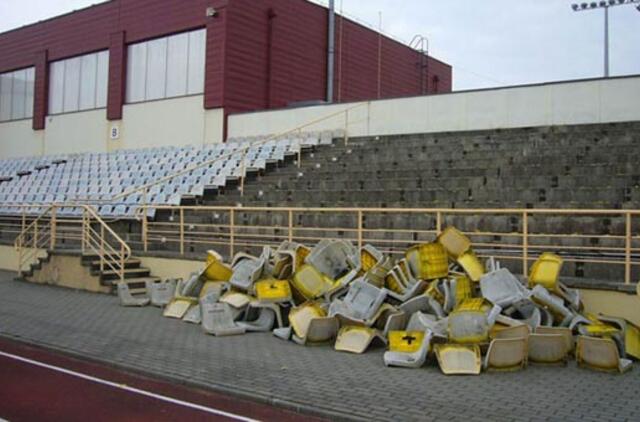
[0,338,324,422]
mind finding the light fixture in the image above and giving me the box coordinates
[572,0,640,78]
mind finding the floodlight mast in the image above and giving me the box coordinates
[571,0,640,78]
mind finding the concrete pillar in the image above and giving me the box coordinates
[107,31,126,121]
[32,50,48,131]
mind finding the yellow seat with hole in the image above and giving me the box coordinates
[255,279,292,303]
[406,243,449,281]
[437,226,471,259]
[435,344,482,375]
[292,264,338,300]
[457,251,485,282]
[388,331,426,354]
[528,253,563,291]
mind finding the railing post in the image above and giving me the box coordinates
[142,187,148,253]
[625,212,632,285]
[436,211,442,235]
[21,208,26,235]
[288,210,293,243]
[50,206,57,251]
[240,149,246,197]
[357,210,363,249]
[522,212,529,277]
[100,224,105,273]
[179,208,185,256]
[17,235,23,276]
[230,209,235,258]
[344,109,350,146]
[81,210,86,255]
[120,244,125,284]
[297,130,302,169]
[33,219,38,250]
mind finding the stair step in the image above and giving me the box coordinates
[97,267,152,281]
[119,276,162,291]
[90,258,141,270]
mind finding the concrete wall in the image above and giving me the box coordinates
[227,76,640,139]
[0,120,44,158]
[138,256,203,281]
[44,109,109,156]
[580,288,640,326]
[0,96,225,158]
[112,96,224,151]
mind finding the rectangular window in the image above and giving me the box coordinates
[0,67,36,123]
[48,50,109,115]
[126,28,206,104]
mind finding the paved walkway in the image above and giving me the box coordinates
[1,271,639,422]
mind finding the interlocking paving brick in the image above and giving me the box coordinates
[0,271,638,421]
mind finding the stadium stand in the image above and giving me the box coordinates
[1,121,639,284]
[0,131,337,217]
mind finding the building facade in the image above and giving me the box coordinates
[0,0,452,158]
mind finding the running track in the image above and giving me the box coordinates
[0,338,325,422]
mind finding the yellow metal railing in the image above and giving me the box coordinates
[134,205,640,285]
[13,204,132,283]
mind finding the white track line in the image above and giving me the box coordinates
[0,351,259,422]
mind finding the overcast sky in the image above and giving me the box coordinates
[1,0,638,90]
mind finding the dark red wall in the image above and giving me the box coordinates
[0,0,452,131]
[223,0,452,114]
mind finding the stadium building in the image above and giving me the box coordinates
[0,2,639,418]
[0,0,451,157]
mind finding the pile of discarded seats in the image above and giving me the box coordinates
[117,226,638,375]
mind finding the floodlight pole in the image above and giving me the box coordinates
[572,0,640,79]
[604,5,610,77]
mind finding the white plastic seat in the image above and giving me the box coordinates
[384,330,433,368]
[117,282,150,307]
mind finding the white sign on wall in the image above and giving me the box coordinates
[110,125,120,140]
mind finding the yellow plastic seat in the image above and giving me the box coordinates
[457,251,485,282]
[289,302,326,339]
[535,326,574,354]
[204,250,233,281]
[435,344,482,375]
[360,245,383,273]
[292,264,338,300]
[406,243,449,281]
[163,297,198,319]
[437,226,471,259]
[454,276,473,305]
[491,324,530,340]
[528,253,563,290]
[528,334,569,364]
[577,336,633,374]
[597,315,640,360]
[388,331,426,353]
[335,326,385,354]
[255,279,292,303]
[484,337,528,372]
[220,291,253,309]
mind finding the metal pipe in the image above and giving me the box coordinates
[326,0,336,103]
[604,6,610,78]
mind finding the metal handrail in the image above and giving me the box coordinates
[137,204,639,285]
[13,204,132,283]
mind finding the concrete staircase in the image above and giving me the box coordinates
[21,249,159,294]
